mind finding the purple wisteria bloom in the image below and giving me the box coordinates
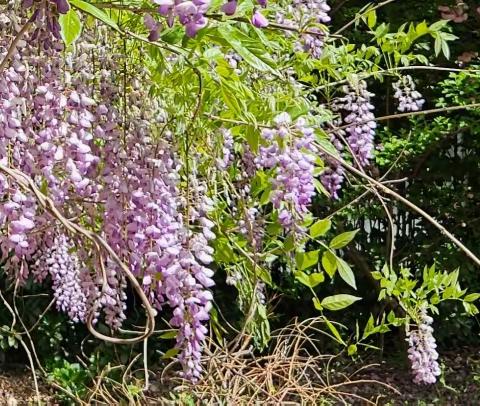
[407,307,441,385]
[255,113,316,231]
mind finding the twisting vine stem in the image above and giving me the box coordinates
[0,163,157,344]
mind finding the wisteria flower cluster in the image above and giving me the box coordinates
[277,0,331,58]
[331,80,376,168]
[146,0,273,36]
[255,113,316,231]
[320,80,376,198]
[392,75,425,112]
[407,307,441,385]
[33,234,88,323]
[320,162,344,200]
[216,128,234,170]
[1,4,216,382]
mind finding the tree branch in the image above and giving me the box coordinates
[314,143,480,267]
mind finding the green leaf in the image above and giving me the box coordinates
[329,230,359,249]
[315,135,341,158]
[429,19,449,31]
[295,271,324,288]
[313,178,329,196]
[441,39,450,59]
[214,238,236,262]
[162,347,180,359]
[7,335,16,348]
[70,0,119,31]
[348,344,357,356]
[415,21,429,36]
[257,266,273,286]
[362,314,375,339]
[308,272,325,288]
[321,294,361,311]
[367,10,377,29]
[324,318,346,346]
[59,8,82,47]
[336,257,357,289]
[295,250,320,271]
[465,293,480,302]
[283,234,295,252]
[217,25,277,74]
[259,186,271,205]
[295,271,311,287]
[310,218,331,239]
[322,251,337,278]
[159,331,177,339]
[434,35,442,56]
[312,297,323,311]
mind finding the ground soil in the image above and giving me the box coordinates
[0,365,55,405]
[343,346,480,405]
[0,347,479,405]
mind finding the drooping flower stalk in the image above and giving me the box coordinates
[392,75,425,112]
[407,307,441,385]
[255,113,316,231]
[33,234,88,323]
[277,0,331,58]
[332,80,376,168]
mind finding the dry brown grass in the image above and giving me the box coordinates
[174,317,399,405]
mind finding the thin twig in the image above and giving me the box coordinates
[315,65,480,92]
[143,338,150,391]
[18,339,41,405]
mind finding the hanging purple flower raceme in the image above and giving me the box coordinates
[0,9,100,281]
[392,75,425,112]
[223,141,265,250]
[332,80,376,168]
[255,113,316,231]
[320,163,344,200]
[277,0,330,58]
[238,205,264,249]
[33,234,88,323]
[292,0,331,24]
[407,307,441,385]
[165,175,215,381]
[320,118,346,199]
[295,28,325,59]
[85,27,215,380]
[216,128,234,170]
